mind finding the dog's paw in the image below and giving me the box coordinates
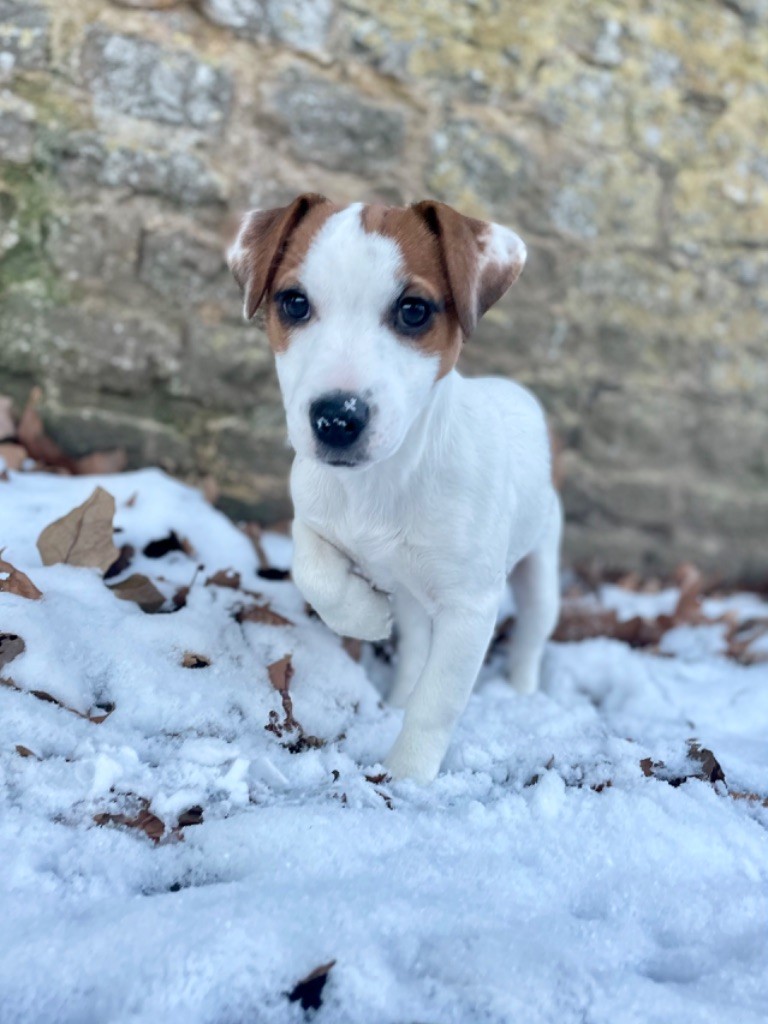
[385,729,444,785]
[319,574,393,642]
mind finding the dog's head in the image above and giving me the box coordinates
[228,195,526,468]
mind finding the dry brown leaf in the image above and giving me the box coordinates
[288,961,336,1012]
[182,651,211,669]
[15,744,39,759]
[206,569,241,590]
[342,637,362,662]
[143,531,194,559]
[76,449,128,475]
[0,442,26,471]
[17,387,77,471]
[268,654,294,692]
[236,602,293,627]
[0,552,43,600]
[37,487,119,573]
[640,740,725,788]
[686,740,726,785]
[109,574,166,613]
[0,633,26,672]
[104,544,135,580]
[94,800,165,843]
[177,805,204,827]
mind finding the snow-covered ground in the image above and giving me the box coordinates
[1,468,766,1024]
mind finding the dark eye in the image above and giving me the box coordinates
[278,290,311,323]
[396,296,433,332]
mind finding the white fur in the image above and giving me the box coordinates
[274,207,561,784]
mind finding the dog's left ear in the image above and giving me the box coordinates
[227,192,329,320]
[412,200,526,339]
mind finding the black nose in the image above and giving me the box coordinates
[309,392,370,449]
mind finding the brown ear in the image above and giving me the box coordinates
[227,193,329,320]
[411,200,527,339]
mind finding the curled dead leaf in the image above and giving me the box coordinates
[236,602,293,627]
[288,961,336,1012]
[143,531,194,559]
[18,387,77,472]
[0,633,26,672]
[268,654,294,693]
[182,652,211,669]
[109,574,166,613]
[15,744,40,759]
[37,487,119,573]
[206,569,241,590]
[94,800,165,844]
[0,552,42,600]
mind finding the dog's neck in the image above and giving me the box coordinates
[350,369,458,489]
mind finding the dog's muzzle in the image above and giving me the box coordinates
[309,391,370,463]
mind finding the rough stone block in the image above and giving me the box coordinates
[81,29,232,131]
[270,72,405,175]
[197,0,334,55]
[0,1,48,73]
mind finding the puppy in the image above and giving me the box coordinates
[228,195,561,783]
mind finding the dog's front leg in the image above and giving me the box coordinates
[292,519,392,642]
[386,600,498,783]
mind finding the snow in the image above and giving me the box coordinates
[1,468,767,1024]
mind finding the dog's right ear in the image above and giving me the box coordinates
[227,193,329,320]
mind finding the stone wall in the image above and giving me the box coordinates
[1,0,766,579]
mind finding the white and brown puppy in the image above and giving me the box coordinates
[228,194,561,784]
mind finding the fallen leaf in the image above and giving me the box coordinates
[342,637,362,662]
[17,387,77,471]
[37,487,119,573]
[686,740,726,785]
[0,468,8,482]
[172,584,190,610]
[288,961,336,1012]
[177,805,204,827]
[0,442,26,471]
[0,633,25,672]
[640,740,725,788]
[268,654,294,693]
[206,569,241,590]
[94,801,165,843]
[75,449,128,475]
[104,544,135,580]
[143,531,194,559]
[15,744,39,759]
[364,772,389,785]
[109,574,166,613]
[182,652,210,669]
[236,602,293,627]
[0,552,43,600]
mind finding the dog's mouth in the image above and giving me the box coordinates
[320,454,368,469]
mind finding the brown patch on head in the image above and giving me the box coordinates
[361,204,463,378]
[361,200,525,377]
[227,193,338,350]
[411,201,525,338]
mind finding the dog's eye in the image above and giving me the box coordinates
[278,290,311,323]
[396,297,433,332]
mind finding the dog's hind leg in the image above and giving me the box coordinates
[388,589,432,708]
[507,497,562,695]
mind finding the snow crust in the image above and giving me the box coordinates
[1,469,766,1023]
